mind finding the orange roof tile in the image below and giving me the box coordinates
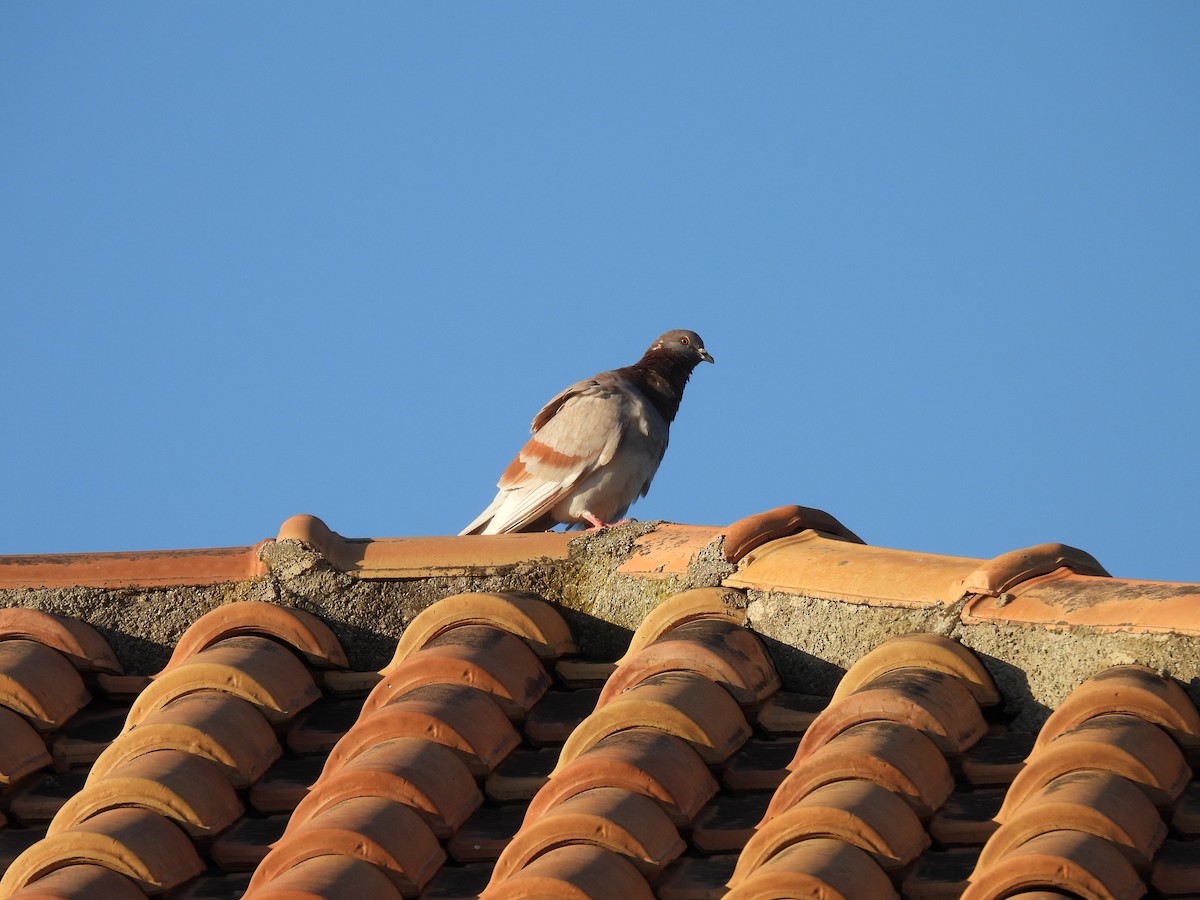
[160,600,348,672]
[0,610,122,675]
[0,808,204,896]
[725,531,981,607]
[247,796,445,896]
[0,641,91,732]
[962,568,1200,634]
[0,544,270,590]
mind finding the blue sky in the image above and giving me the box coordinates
[3,4,1198,583]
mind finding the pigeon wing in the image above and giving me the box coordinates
[461,377,630,534]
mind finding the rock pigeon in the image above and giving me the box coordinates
[461,329,714,535]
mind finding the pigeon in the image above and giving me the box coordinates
[461,329,714,535]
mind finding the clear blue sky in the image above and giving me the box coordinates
[3,4,1198,583]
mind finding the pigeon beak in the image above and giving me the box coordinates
[699,348,715,364]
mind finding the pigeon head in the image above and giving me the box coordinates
[645,329,715,367]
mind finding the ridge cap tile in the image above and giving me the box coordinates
[724,531,982,607]
[276,513,573,577]
[0,543,271,590]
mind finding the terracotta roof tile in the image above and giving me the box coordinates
[768,721,955,821]
[1031,664,1200,757]
[2,864,144,900]
[615,587,747,663]
[831,633,1000,707]
[297,736,481,839]
[527,728,717,827]
[723,837,899,899]
[1150,838,1200,897]
[47,748,242,839]
[322,683,520,779]
[383,591,576,667]
[555,671,751,770]
[488,787,685,883]
[246,795,446,896]
[0,807,204,896]
[0,708,52,785]
[0,641,91,732]
[276,514,572,578]
[792,668,987,762]
[480,844,654,900]
[125,635,320,728]
[720,505,865,561]
[725,531,981,607]
[615,524,724,579]
[160,600,348,672]
[0,610,122,675]
[690,792,773,854]
[89,691,281,789]
[363,625,551,720]
[732,779,929,881]
[958,542,1110,596]
[978,770,1165,870]
[0,544,270,590]
[601,618,780,706]
[242,854,402,900]
[722,736,801,791]
[960,829,1145,900]
[997,714,1189,816]
[962,568,1200,634]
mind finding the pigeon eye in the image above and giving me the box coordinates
[680,336,690,346]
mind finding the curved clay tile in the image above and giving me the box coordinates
[601,619,780,707]
[0,706,52,785]
[89,691,280,789]
[246,796,446,897]
[553,672,751,771]
[276,513,574,578]
[160,600,348,672]
[723,837,899,900]
[830,633,1000,706]
[997,714,1189,817]
[360,625,550,720]
[489,787,685,884]
[977,770,1165,871]
[615,588,746,665]
[0,807,204,896]
[47,749,243,840]
[767,721,954,821]
[731,780,929,884]
[382,592,576,670]
[959,542,1110,596]
[0,640,91,732]
[2,864,144,900]
[527,728,716,827]
[293,737,481,839]
[1031,665,1200,756]
[481,843,654,900]
[124,635,320,729]
[960,829,1145,900]
[323,683,520,778]
[793,668,986,763]
[242,854,403,900]
[724,530,980,607]
[720,505,865,563]
[0,609,122,675]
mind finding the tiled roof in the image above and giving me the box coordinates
[0,506,1198,898]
